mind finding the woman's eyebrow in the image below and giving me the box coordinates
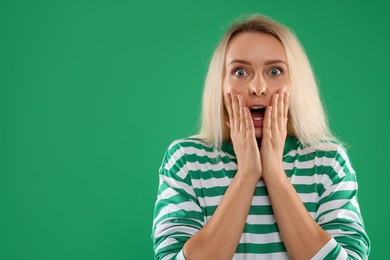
[228,59,252,67]
[265,60,287,66]
[228,59,287,67]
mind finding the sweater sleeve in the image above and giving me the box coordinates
[151,141,205,260]
[312,145,370,259]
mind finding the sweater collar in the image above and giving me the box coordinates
[221,135,298,158]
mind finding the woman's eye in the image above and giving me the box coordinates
[269,68,282,77]
[233,69,247,77]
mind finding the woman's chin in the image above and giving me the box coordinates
[255,127,262,139]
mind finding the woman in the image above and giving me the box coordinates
[152,14,370,259]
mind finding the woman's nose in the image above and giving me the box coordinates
[249,76,266,96]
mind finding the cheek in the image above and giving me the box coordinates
[223,74,247,93]
[223,81,245,95]
[270,83,290,94]
[283,84,291,92]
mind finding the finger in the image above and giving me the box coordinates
[225,93,234,131]
[238,96,255,137]
[239,93,247,108]
[238,94,246,135]
[231,92,240,133]
[244,106,254,136]
[271,93,279,131]
[278,91,285,127]
[284,91,290,120]
[263,106,272,135]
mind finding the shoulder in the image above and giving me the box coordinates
[309,142,356,186]
[286,138,351,166]
[160,137,214,171]
[165,137,214,155]
[285,139,355,178]
[168,137,236,159]
[313,142,355,176]
[160,137,234,172]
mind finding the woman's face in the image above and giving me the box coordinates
[223,32,290,138]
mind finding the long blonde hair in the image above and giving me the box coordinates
[194,14,337,149]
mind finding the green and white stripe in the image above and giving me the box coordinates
[152,136,370,259]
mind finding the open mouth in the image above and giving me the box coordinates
[250,106,266,121]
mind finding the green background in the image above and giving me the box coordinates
[1,0,388,259]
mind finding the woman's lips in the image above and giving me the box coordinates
[252,116,263,127]
[249,105,266,127]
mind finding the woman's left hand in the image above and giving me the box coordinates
[260,89,290,182]
[259,90,333,259]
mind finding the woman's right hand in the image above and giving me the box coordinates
[225,91,262,182]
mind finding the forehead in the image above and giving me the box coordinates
[225,32,287,64]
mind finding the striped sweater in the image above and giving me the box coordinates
[152,136,370,259]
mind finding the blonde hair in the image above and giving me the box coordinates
[193,14,338,149]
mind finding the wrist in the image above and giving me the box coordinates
[262,167,287,186]
[235,170,261,187]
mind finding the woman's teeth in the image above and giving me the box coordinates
[250,107,265,121]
